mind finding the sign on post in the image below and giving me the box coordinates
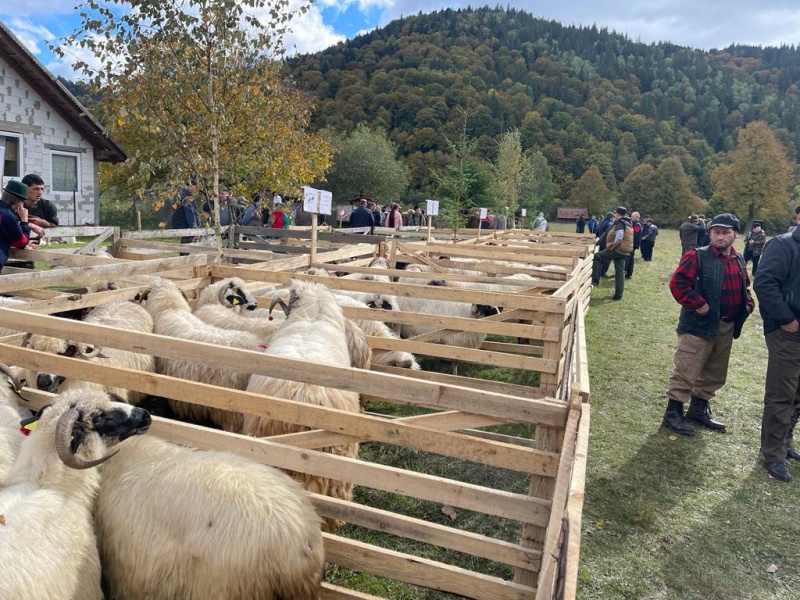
[425,199,439,243]
[302,186,333,265]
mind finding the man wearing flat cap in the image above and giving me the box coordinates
[591,206,633,300]
[662,212,754,437]
[0,180,35,271]
[743,220,767,275]
[753,206,800,482]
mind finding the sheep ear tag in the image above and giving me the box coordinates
[228,295,241,306]
[19,415,39,436]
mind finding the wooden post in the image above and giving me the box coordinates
[426,214,433,244]
[136,210,142,231]
[476,218,482,244]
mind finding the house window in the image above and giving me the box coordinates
[51,152,80,193]
[1,133,22,178]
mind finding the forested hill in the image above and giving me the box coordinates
[286,5,800,206]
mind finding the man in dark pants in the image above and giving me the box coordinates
[640,218,657,261]
[661,213,753,436]
[625,211,643,279]
[591,206,633,300]
[753,206,800,483]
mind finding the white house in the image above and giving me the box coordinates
[0,20,126,226]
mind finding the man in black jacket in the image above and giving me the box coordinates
[753,206,800,483]
[348,199,374,229]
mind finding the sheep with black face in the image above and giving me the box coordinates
[0,389,151,600]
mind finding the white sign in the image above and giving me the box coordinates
[425,199,439,216]
[479,207,488,220]
[302,186,333,215]
[521,208,527,217]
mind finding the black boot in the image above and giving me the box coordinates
[662,399,694,436]
[787,446,800,461]
[685,395,726,432]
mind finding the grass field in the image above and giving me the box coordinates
[575,222,800,599]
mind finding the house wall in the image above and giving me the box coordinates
[0,56,99,226]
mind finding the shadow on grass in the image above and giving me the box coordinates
[589,432,707,533]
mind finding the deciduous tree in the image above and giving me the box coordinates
[710,121,794,228]
[569,165,609,216]
[319,125,409,205]
[57,0,332,250]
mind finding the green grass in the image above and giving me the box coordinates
[578,223,800,599]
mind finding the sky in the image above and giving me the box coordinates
[3,0,800,80]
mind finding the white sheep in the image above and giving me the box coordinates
[22,301,156,405]
[332,293,419,371]
[135,278,265,432]
[244,280,370,531]
[193,277,278,340]
[96,435,324,600]
[396,276,501,348]
[0,364,24,485]
[0,296,29,336]
[0,389,151,600]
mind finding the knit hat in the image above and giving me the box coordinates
[708,213,740,232]
[604,212,614,219]
[2,179,28,201]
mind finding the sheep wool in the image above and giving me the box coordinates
[244,280,369,531]
[96,436,324,600]
[0,389,151,600]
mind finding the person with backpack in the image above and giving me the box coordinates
[661,213,754,437]
[743,220,767,275]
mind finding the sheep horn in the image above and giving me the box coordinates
[268,296,290,318]
[55,407,118,470]
[0,363,22,393]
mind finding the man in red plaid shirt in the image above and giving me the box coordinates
[662,213,755,436]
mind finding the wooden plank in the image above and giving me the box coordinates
[324,535,537,600]
[0,255,208,293]
[122,227,228,239]
[400,242,575,267]
[534,409,580,600]
[561,405,590,600]
[74,227,118,255]
[11,247,127,267]
[142,417,552,526]
[315,495,542,571]
[321,584,386,600]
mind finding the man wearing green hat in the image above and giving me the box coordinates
[0,180,35,271]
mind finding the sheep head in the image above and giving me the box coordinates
[38,390,151,469]
[21,334,109,393]
[217,279,257,311]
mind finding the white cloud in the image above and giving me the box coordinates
[284,4,346,55]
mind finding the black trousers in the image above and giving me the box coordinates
[625,248,638,278]
[640,241,654,261]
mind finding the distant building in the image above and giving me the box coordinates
[556,207,589,221]
[0,20,127,225]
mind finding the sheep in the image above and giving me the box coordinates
[135,278,265,432]
[96,435,324,600]
[22,301,156,405]
[244,280,370,531]
[0,389,151,600]
[22,302,155,404]
[192,277,279,340]
[332,292,419,371]
[0,364,24,485]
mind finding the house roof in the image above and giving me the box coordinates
[0,21,127,163]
